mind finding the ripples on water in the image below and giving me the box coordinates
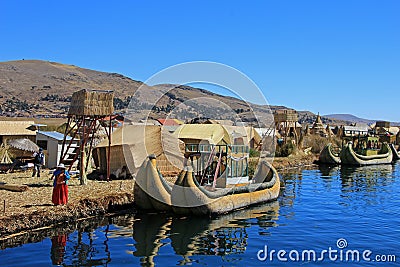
[1,162,399,266]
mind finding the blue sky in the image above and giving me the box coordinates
[1,1,399,121]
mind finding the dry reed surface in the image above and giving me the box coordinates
[0,170,134,238]
[273,154,318,170]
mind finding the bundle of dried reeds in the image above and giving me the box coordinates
[0,144,13,164]
[68,89,114,116]
[0,184,29,192]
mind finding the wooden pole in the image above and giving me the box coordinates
[107,116,112,181]
[85,118,98,172]
[80,117,87,185]
[59,116,70,164]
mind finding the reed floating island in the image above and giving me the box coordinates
[134,144,281,215]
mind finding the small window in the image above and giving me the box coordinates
[37,140,48,150]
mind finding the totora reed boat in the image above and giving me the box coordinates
[134,155,281,215]
[389,144,400,161]
[340,141,393,166]
[319,143,341,164]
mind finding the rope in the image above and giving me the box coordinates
[212,152,222,188]
[228,155,249,161]
[200,146,216,185]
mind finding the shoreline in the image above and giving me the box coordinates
[272,154,319,171]
[0,155,318,242]
[0,172,134,242]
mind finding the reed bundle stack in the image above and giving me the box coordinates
[68,89,114,116]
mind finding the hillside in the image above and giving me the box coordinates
[0,60,142,117]
[0,60,276,126]
[0,59,360,127]
[324,114,376,125]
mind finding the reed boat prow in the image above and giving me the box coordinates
[319,143,341,164]
[134,154,172,211]
[389,143,400,161]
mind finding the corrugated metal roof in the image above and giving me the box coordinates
[255,128,276,137]
[37,131,72,141]
[157,119,183,126]
[343,126,369,132]
[0,121,36,136]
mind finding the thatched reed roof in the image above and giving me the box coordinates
[0,121,36,136]
[224,126,262,145]
[204,119,234,126]
[173,124,231,145]
[68,89,114,116]
[7,138,39,152]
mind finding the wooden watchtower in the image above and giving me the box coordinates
[60,89,114,185]
[273,109,300,145]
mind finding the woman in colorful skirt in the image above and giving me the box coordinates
[52,163,71,205]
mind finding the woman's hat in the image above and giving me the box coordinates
[57,163,66,169]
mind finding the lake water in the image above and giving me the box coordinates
[1,162,399,266]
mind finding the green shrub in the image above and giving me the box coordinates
[302,135,341,154]
[275,142,296,157]
[249,148,260,157]
[247,158,258,178]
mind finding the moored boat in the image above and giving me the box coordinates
[340,141,393,166]
[319,143,341,164]
[134,155,281,215]
[389,144,400,161]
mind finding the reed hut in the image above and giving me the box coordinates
[0,121,36,158]
[224,126,262,149]
[310,114,327,136]
[0,121,36,144]
[93,125,184,177]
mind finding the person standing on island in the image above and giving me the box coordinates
[32,148,45,178]
[52,163,71,205]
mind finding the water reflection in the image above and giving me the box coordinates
[318,164,340,178]
[1,163,399,266]
[279,169,307,211]
[50,234,67,265]
[132,213,171,266]
[340,164,395,192]
[132,201,279,266]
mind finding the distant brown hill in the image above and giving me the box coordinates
[0,60,142,117]
[0,59,353,127]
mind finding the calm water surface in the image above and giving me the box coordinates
[1,162,399,266]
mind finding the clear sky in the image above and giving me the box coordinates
[1,1,399,121]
